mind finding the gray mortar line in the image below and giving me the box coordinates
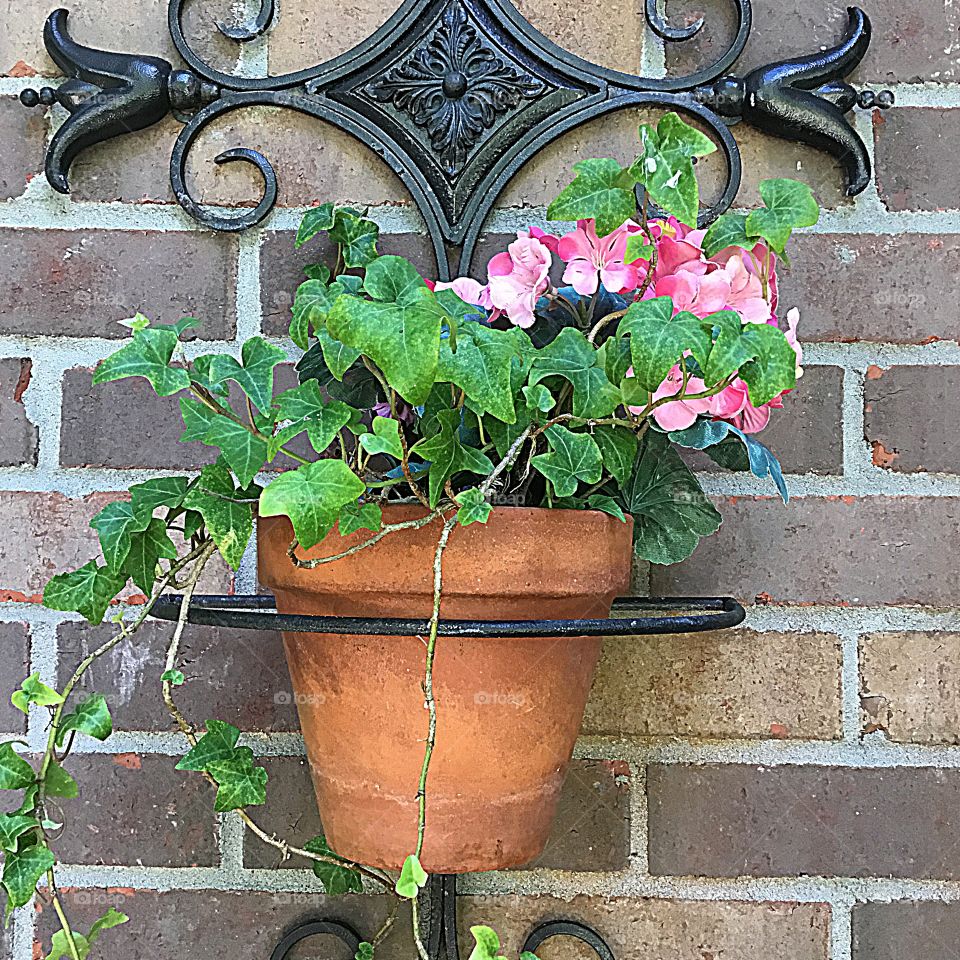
[830,900,855,960]
[839,628,864,742]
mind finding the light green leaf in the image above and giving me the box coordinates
[91,328,190,397]
[123,518,178,596]
[45,906,129,960]
[617,430,721,564]
[596,335,632,386]
[176,720,241,771]
[531,425,603,498]
[295,203,336,248]
[128,477,190,527]
[409,409,494,507]
[42,562,126,625]
[290,276,363,352]
[11,675,62,715]
[304,835,363,895]
[203,418,268,487]
[207,748,268,811]
[338,501,382,536]
[745,178,819,253]
[362,254,426,305]
[547,157,640,236]
[208,337,286,413]
[2,844,54,910]
[522,383,554,413]
[592,425,638,486]
[316,327,362,380]
[259,460,366,548]
[467,926,507,960]
[359,416,404,459]
[161,669,186,686]
[0,815,37,853]
[620,297,711,391]
[90,501,144,573]
[178,396,219,442]
[623,233,652,263]
[270,382,354,459]
[455,487,492,526]
[395,853,427,899]
[528,327,620,419]
[0,744,34,791]
[183,463,254,570]
[355,944,375,960]
[702,212,753,258]
[56,693,112,747]
[43,761,77,799]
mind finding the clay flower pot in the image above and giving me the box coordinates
[258,505,633,873]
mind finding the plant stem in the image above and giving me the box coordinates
[48,878,81,960]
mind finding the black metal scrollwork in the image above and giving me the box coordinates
[20,0,892,277]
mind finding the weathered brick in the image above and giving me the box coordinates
[650,496,960,606]
[57,620,297,732]
[0,230,237,339]
[584,629,842,740]
[70,109,415,208]
[0,96,45,198]
[0,357,38,466]
[38,889,405,959]
[666,0,958,84]
[54,755,217,866]
[853,902,960,960]
[860,632,960,744]
[779,234,960,344]
[245,757,630,871]
[1,0,238,76]
[864,366,960,473]
[0,492,233,601]
[875,109,960,212]
[260,231,438,336]
[648,764,960,879]
[0,622,29,734]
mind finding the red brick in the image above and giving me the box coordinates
[245,757,630,872]
[875,109,960,212]
[0,622,29,734]
[0,230,238,339]
[0,358,38,466]
[853,903,960,960]
[0,492,234,601]
[648,764,960,879]
[0,96,45,198]
[584,629,842,740]
[864,366,960,472]
[779,234,960,344]
[650,496,960,606]
[57,620,298,733]
[53,755,217,867]
[666,0,957,84]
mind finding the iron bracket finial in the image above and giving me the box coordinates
[20,1,892,277]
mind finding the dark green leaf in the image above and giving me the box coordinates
[56,694,112,747]
[122,518,178,595]
[547,158,640,236]
[176,719,241,771]
[531,425,603,498]
[207,337,286,413]
[207,748,268,811]
[409,409,494,507]
[702,212,753,258]
[528,327,620,419]
[183,463,254,570]
[128,477,190,527]
[586,494,627,521]
[0,745,33,791]
[43,761,77,799]
[2,843,54,911]
[43,562,126,625]
[739,323,798,405]
[338,502,382,536]
[0,815,37,853]
[329,211,380,268]
[91,328,190,397]
[592,425,638,486]
[745,178,819,253]
[90,501,143,572]
[295,203,336,248]
[305,834,363,895]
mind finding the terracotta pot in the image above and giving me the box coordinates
[258,505,633,873]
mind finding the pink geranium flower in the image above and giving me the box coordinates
[557,219,642,296]
[626,364,712,431]
[486,234,553,328]
[718,254,772,324]
[656,269,732,318]
[433,276,492,312]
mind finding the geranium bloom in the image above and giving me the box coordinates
[433,276,492,311]
[627,364,712,431]
[784,307,803,378]
[557,219,642,296]
[485,234,553,328]
[718,254,771,324]
[656,269,732,318]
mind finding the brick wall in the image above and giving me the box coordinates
[0,1,957,958]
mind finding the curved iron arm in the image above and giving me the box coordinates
[20,0,892,276]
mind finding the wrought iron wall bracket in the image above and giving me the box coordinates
[21,0,891,277]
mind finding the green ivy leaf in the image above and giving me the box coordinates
[316,327,362,380]
[304,835,364,894]
[745,178,819,253]
[547,157,640,236]
[738,323,798,405]
[531,425,603,498]
[161,669,186,686]
[259,460,366,548]
[56,693,112,747]
[45,907,129,960]
[623,233,652,263]
[701,309,760,385]
[43,761,78,799]
[620,297,711,392]
[2,843,54,911]
[176,720,242,770]
[702,211,753,258]
[455,487,492,526]
[204,419,268,487]
[123,518,178,596]
[338,502,382,536]
[91,328,190,397]
[521,383,554,413]
[0,815,37,853]
[438,322,523,424]
[359,416,404,459]
[329,210,380,268]
[270,382,355,460]
[617,430,721,564]
[90,501,144,573]
[355,943,375,960]
[592,425,638,486]
[183,463,254,570]
[178,396,219,442]
[467,926,507,960]
[128,477,190,527]
[207,748,268,811]
[528,327,620,419]
[304,263,332,283]
[43,562,126,625]
[295,203,336,248]
[11,675,63,715]
[0,744,34,791]
[586,493,627,521]
[395,853,427,899]
[207,337,286,413]
[290,277,363,352]
[596,335,632,386]
[409,409,494,507]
